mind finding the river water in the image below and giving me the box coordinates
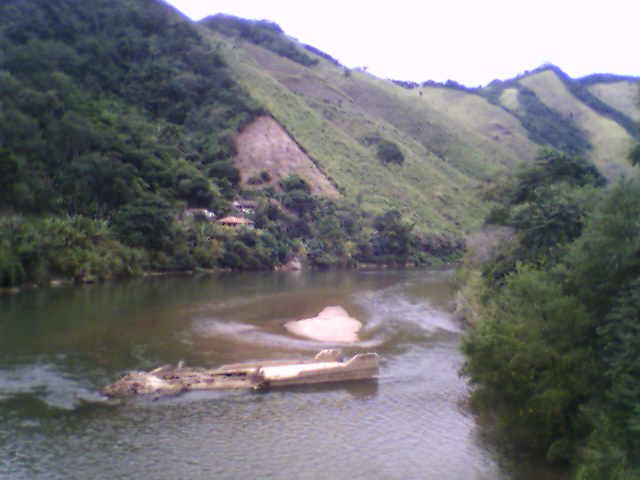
[0,269,563,480]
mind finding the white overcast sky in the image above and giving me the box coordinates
[164,0,638,87]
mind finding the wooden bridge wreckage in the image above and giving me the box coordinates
[102,350,379,398]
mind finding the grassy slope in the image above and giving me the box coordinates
[588,80,640,123]
[337,74,538,179]
[499,87,521,113]
[203,31,546,234]
[520,70,635,178]
[415,85,537,168]
[200,26,638,235]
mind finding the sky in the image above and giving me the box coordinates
[163,0,638,87]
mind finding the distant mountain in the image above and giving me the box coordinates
[480,64,638,177]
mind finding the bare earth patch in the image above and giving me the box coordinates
[233,116,339,197]
[284,306,362,343]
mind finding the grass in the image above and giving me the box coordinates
[204,27,639,235]
[499,87,521,113]
[209,33,495,234]
[588,81,640,123]
[414,86,537,167]
[520,70,635,178]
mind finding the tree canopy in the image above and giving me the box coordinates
[462,146,640,478]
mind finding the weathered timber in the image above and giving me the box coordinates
[102,350,379,398]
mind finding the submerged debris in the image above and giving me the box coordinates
[102,350,379,398]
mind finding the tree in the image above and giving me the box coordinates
[282,189,314,215]
[508,183,596,261]
[629,143,640,167]
[462,266,596,462]
[112,196,174,251]
[577,278,640,479]
[511,149,605,205]
[561,178,640,317]
[59,153,143,214]
[482,149,605,284]
[279,174,311,194]
[376,140,404,165]
[372,210,413,259]
[0,148,20,205]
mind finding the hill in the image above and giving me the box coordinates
[515,67,636,178]
[582,74,640,123]
[199,15,639,233]
[0,4,638,287]
[202,15,536,234]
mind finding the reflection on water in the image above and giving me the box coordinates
[0,269,564,480]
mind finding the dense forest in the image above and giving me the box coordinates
[0,0,460,288]
[460,147,640,478]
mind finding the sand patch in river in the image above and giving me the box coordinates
[284,306,361,343]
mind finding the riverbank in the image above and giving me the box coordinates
[0,268,226,295]
[0,258,464,296]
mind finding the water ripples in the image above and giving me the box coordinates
[0,270,552,480]
[0,361,105,414]
[187,280,461,357]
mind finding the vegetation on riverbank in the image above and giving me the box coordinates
[0,0,463,288]
[460,147,640,478]
[0,170,464,288]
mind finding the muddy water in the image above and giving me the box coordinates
[0,270,564,480]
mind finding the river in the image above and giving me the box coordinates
[0,269,564,480]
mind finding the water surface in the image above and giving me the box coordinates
[0,270,563,479]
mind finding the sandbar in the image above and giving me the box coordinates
[284,306,362,343]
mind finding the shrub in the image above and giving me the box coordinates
[279,174,311,193]
[376,140,404,165]
[259,170,272,182]
[112,196,175,251]
[358,133,404,165]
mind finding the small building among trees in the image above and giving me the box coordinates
[184,208,216,221]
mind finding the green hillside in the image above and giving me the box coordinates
[479,66,639,177]
[0,0,259,215]
[584,76,640,123]
[518,69,636,178]
[481,74,593,155]
[1,4,638,287]
[206,38,477,234]
[199,16,639,231]
[202,16,539,235]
